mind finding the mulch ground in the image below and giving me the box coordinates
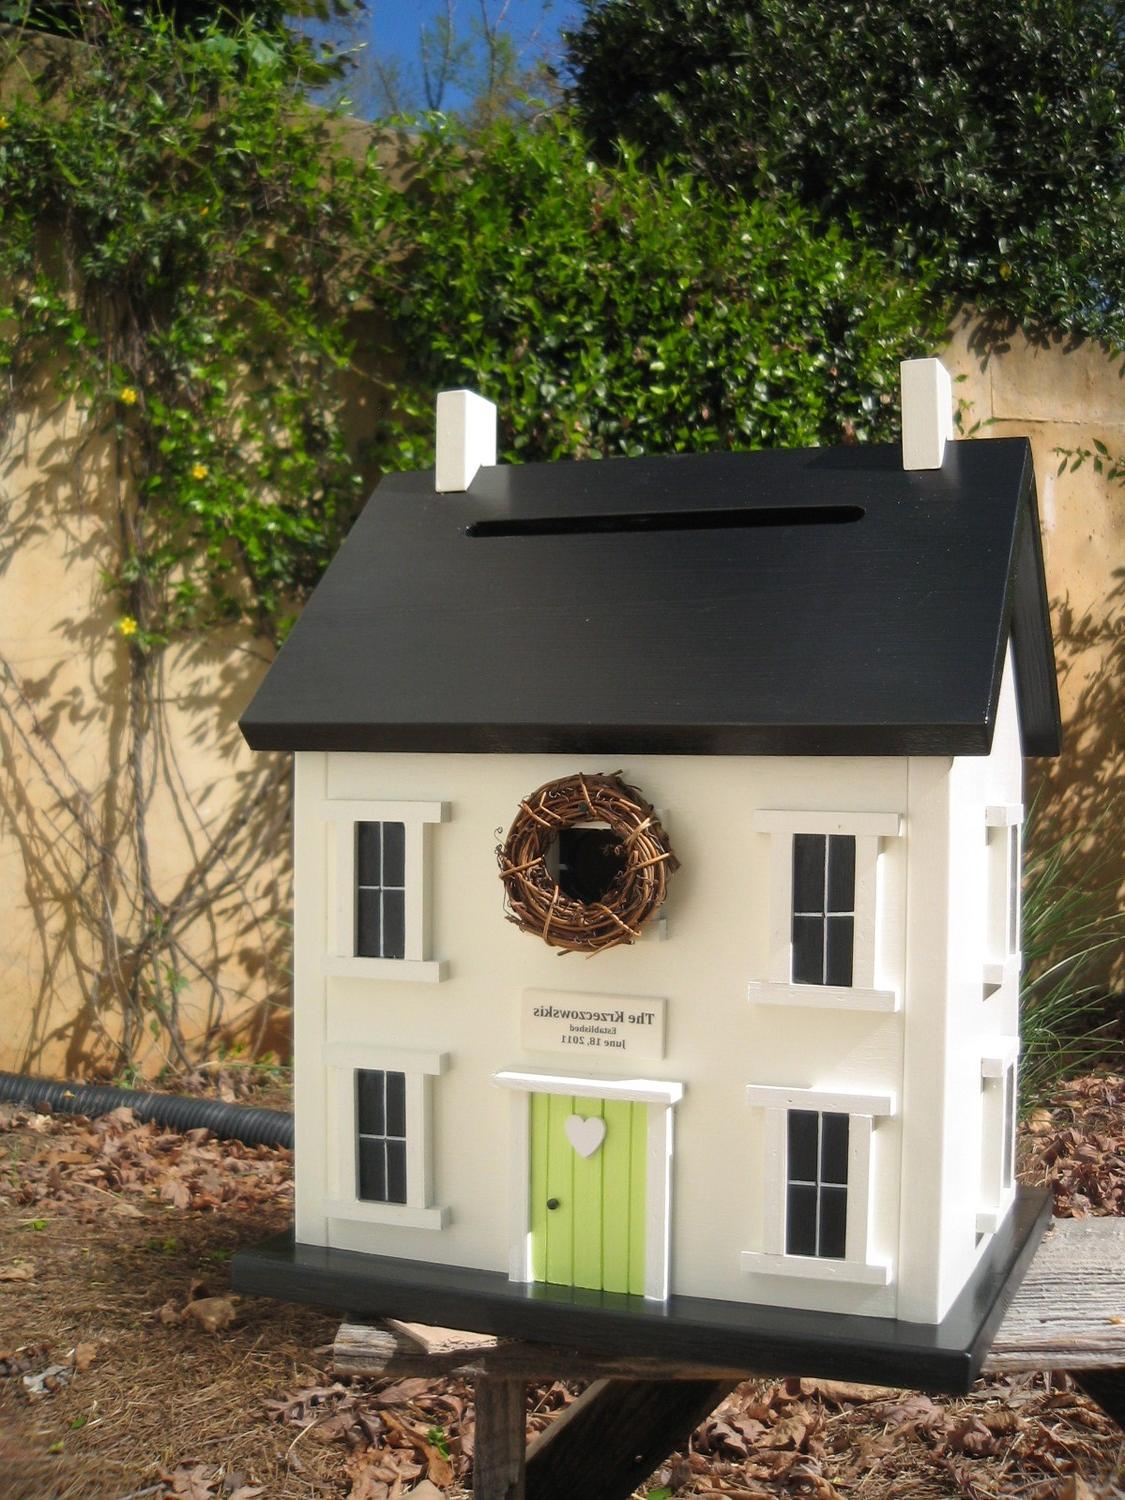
[1,1071,1124,1500]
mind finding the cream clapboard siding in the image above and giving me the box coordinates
[290,649,1023,1321]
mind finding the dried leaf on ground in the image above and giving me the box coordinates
[0,1259,36,1282]
[71,1340,98,1372]
[181,1295,238,1333]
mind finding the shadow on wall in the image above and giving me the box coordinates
[947,311,1124,994]
[0,369,295,1076]
[1026,562,1124,983]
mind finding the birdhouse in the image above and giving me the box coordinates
[233,360,1060,1391]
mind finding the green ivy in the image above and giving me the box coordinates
[370,120,944,468]
[0,14,943,654]
[0,8,388,649]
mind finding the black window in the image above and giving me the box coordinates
[791,833,855,986]
[355,1069,407,1204]
[786,1109,848,1259]
[355,821,406,960]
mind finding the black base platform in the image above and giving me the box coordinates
[233,1187,1051,1394]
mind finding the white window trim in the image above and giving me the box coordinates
[742,1083,894,1286]
[749,809,903,1012]
[323,1042,449,1230]
[492,1068,684,1301]
[977,1038,1019,1235]
[984,804,1023,996]
[321,799,448,982]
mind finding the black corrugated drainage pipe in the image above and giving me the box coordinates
[0,1071,293,1148]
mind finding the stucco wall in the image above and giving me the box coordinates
[1,318,1119,1074]
[0,388,291,1075]
[944,317,1124,913]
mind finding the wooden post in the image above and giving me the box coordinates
[472,1376,527,1500]
[524,1377,735,1500]
[1074,1371,1125,1432]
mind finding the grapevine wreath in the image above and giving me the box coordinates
[497,772,679,954]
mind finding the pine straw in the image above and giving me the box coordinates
[2,1085,1124,1500]
[497,772,679,953]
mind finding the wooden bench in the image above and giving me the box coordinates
[332,1218,1125,1500]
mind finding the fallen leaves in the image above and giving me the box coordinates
[154,1278,239,1333]
[182,1295,239,1334]
[1022,1073,1125,1218]
[159,1462,264,1500]
[0,1343,50,1378]
[0,1339,99,1398]
[0,1100,293,1222]
[266,1376,486,1497]
[2,1083,1124,1500]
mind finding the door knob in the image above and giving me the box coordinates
[546,1197,560,1211]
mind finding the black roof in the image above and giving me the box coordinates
[240,438,1060,758]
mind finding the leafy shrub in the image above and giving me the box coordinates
[565,0,1125,344]
[371,120,944,468]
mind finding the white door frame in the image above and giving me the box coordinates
[491,1069,683,1301]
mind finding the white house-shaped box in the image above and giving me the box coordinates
[234,365,1061,1391]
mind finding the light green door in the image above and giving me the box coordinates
[529,1092,647,1294]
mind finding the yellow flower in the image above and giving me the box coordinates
[118,386,138,406]
[117,616,138,638]
[190,462,209,481]
[0,116,9,131]
[199,204,210,218]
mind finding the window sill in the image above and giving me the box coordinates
[325,1199,450,1230]
[982,954,1021,996]
[747,981,899,1013]
[323,956,448,983]
[740,1251,891,1287]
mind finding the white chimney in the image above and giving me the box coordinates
[900,358,954,471]
[435,389,497,492]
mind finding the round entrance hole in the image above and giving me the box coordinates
[551,824,628,905]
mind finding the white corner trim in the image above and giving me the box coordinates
[975,1209,999,1236]
[740,1250,891,1287]
[752,809,903,837]
[326,1200,449,1231]
[644,1101,673,1300]
[747,981,899,1013]
[323,1042,448,1076]
[323,955,448,984]
[985,804,1024,827]
[980,1037,1019,1078]
[319,799,448,825]
[492,1069,684,1106]
[745,1083,895,1117]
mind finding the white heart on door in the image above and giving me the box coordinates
[565,1114,607,1158]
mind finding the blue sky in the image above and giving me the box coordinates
[370,1,581,62]
[329,1,584,116]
